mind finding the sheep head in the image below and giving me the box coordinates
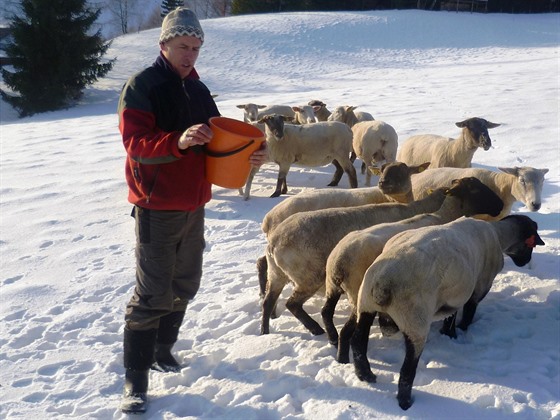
[258,114,291,140]
[376,161,430,202]
[445,177,504,217]
[500,215,545,267]
[498,166,549,212]
[455,117,501,151]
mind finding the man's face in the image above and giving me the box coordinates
[160,35,202,79]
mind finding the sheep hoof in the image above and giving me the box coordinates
[440,326,457,339]
[270,191,281,198]
[336,354,350,364]
[397,394,413,411]
[309,326,325,336]
[356,370,377,383]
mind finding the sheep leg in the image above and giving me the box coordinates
[328,159,344,186]
[350,311,377,382]
[257,256,278,319]
[397,333,426,411]
[337,311,357,364]
[361,161,366,175]
[457,297,479,331]
[320,290,342,346]
[271,166,289,197]
[439,312,458,339]
[332,159,358,188]
[242,166,260,200]
[285,288,325,336]
[261,259,289,335]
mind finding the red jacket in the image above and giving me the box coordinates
[118,54,220,211]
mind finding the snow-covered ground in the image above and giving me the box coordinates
[1,10,559,419]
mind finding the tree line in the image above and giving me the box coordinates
[231,0,559,14]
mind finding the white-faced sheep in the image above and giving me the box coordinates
[351,215,544,410]
[352,121,399,186]
[260,188,453,336]
[411,166,549,220]
[321,177,504,363]
[292,105,318,124]
[242,114,358,200]
[396,117,500,168]
[257,161,430,317]
[327,105,375,127]
[308,99,331,121]
[236,103,295,123]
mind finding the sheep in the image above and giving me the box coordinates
[352,121,399,186]
[260,187,453,336]
[321,177,504,363]
[351,215,544,410]
[236,103,295,123]
[292,105,318,124]
[242,114,358,200]
[308,99,331,121]
[256,161,431,317]
[327,105,376,165]
[411,166,549,220]
[396,117,500,168]
[261,161,430,237]
[327,105,375,127]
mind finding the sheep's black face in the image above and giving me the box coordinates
[378,162,411,195]
[457,117,500,151]
[503,215,545,267]
[450,177,503,217]
[263,115,285,140]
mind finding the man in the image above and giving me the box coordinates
[117,8,267,414]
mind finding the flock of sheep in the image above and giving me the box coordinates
[235,100,548,410]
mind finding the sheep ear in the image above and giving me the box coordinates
[498,167,518,176]
[236,104,246,109]
[417,162,431,173]
[486,121,501,129]
[541,168,549,175]
[292,106,301,112]
[455,120,467,128]
[348,106,357,112]
[258,105,267,109]
[211,94,218,98]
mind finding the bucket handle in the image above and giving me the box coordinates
[205,139,256,158]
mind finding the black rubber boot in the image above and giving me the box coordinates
[152,311,185,373]
[120,328,157,414]
[121,369,149,414]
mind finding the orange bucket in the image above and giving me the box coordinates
[206,116,265,189]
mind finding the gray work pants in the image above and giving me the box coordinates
[125,205,206,330]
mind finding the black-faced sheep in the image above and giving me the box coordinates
[261,188,453,336]
[351,215,544,410]
[257,161,430,318]
[321,177,504,363]
[308,99,331,121]
[411,166,549,220]
[396,117,500,168]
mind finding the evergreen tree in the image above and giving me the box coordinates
[1,0,115,117]
[161,0,185,18]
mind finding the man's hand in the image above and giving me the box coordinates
[178,124,213,150]
[249,143,269,167]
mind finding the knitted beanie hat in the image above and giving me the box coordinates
[159,8,204,44]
